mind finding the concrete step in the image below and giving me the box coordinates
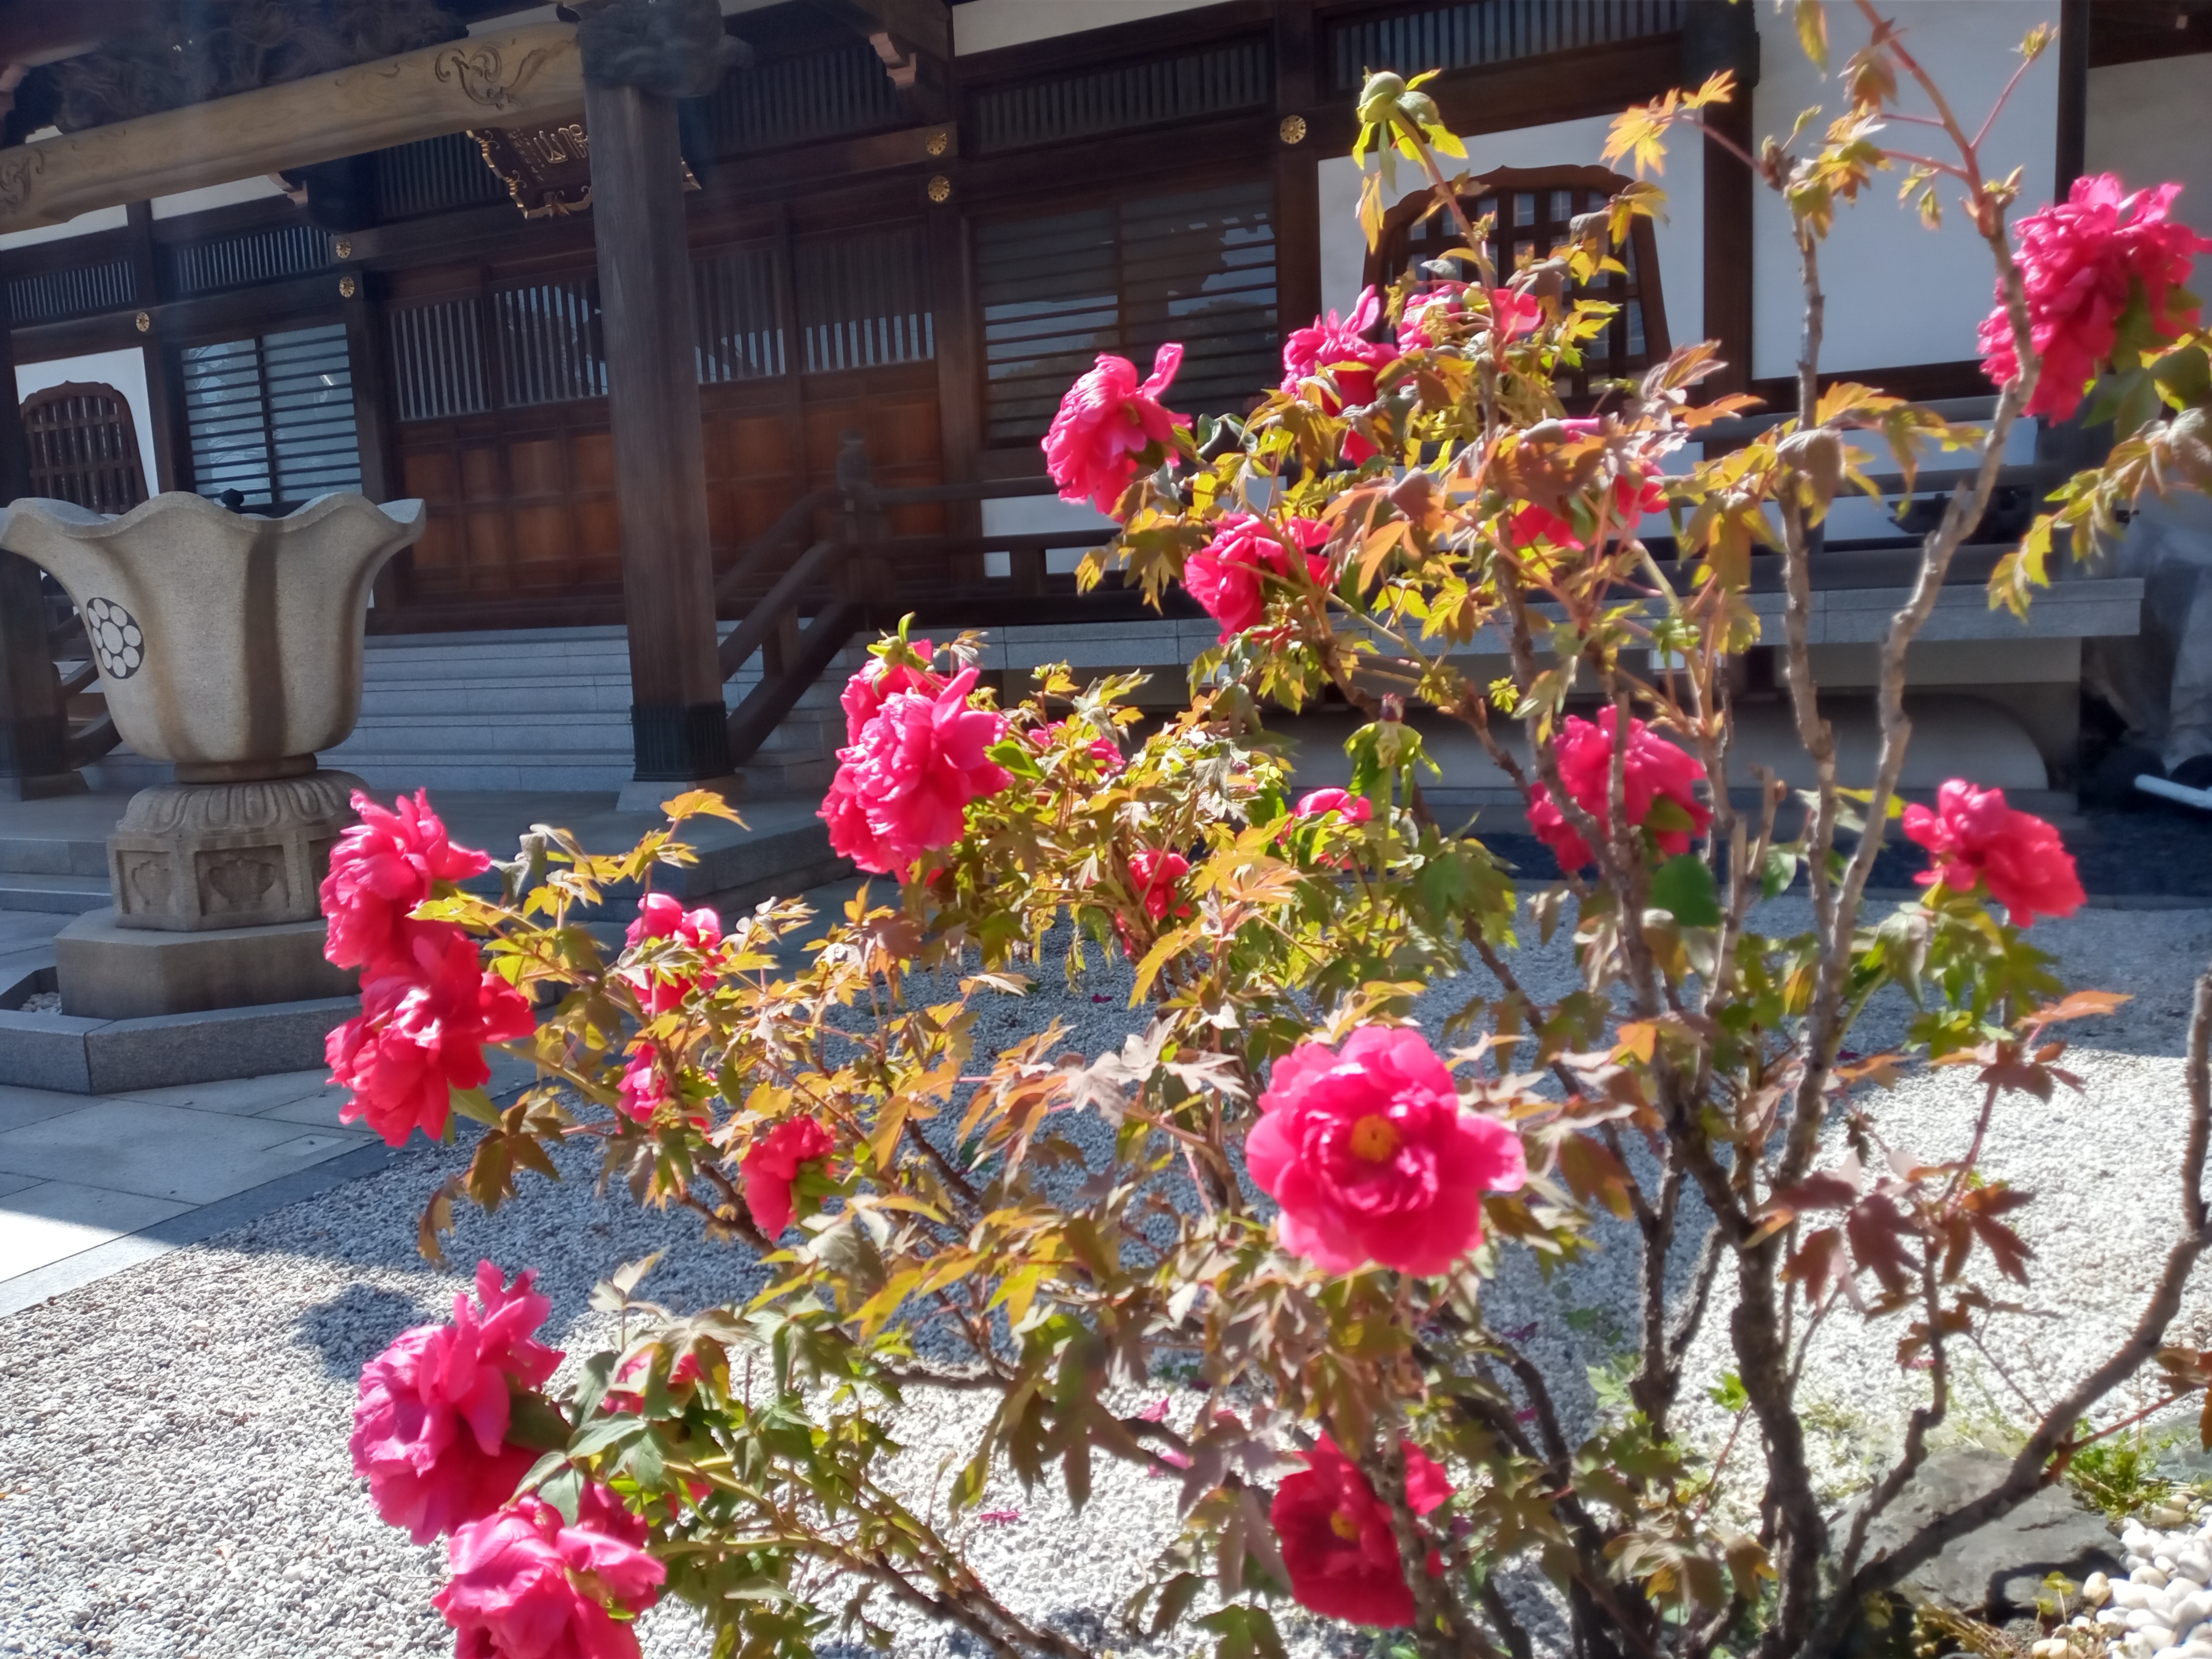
[0,874,110,914]
[740,757,836,797]
[335,758,637,792]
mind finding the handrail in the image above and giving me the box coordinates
[713,484,839,607]
[711,477,1061,607]
[868,477,1058,507]
[717,537,846,680]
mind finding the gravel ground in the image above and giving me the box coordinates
[3,893,2210,1659]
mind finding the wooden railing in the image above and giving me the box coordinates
[715,433,1109,767]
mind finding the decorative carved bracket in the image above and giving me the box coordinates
[470,117,699,219]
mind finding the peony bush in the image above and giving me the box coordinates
[328,9,2212,1659]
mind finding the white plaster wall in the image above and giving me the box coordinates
[150,174,291,220]
[1317,113,1705,347]
[953,0,1230,56]
[1749,0,2059,380]
[0,204,128,251]
[15,348,162,498]
[2086,55,2212,234]
[982,493,1119,576]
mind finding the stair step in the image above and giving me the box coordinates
[0,873,110,914]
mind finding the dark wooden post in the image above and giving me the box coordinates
[580,0,747,805]
[1273,0,1322,335]
[1686,0,1759,398]
[0,246,85,799]
[2054,0,2089,197]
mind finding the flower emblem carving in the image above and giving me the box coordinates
[83,597,144,681]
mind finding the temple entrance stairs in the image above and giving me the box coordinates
[77,624,857,800]
[294,623,863,799]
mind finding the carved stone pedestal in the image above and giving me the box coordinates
[107,769,363,932]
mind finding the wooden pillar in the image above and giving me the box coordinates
[0,249,84,797]
[2054,0,2089,197]
[123,200,181,495]
[1685,0,1760,398]
[1273,0,1321,334]
[584,73,735,797]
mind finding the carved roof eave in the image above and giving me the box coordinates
[0,21,583,235]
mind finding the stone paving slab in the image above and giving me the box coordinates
[0,1083,100,1133]
[0,1097,374,1205]
[0,1178,195,1279]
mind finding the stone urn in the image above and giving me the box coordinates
[0,491,425,940]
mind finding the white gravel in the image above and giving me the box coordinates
[3,895,2208,1659]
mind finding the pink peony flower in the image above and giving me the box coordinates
[1282,287,1400,464]
[1489,286,1544,340]
[624,892,722,951]
[839,644,944,745]
[1128,848,1192,922]
[1043,345,1191,515]
[1271,1435,1452,1627]
[1527,709,1710,874]
[622,893,722,1017]
[1508,502,1582,551]
[350,1262,563,1544]
[818,767,893,874]
[605,1349,705,1417]
[1901,779,2085,926]
[1028,720,1124,771]
[1294,788,1374,825]
[435,1484,663,1659]
[321,790,491,975]
[1978,173,2211,420]
[741,1116,835,1237]
[615,1045,667,1126]
[1246,1026,1526,1276]
[1396,283,1468,349]
[327,927,536,1147]
[1182,515,1332,641]
[819,666,1010,876]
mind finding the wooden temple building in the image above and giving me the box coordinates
[0,0,2203,807]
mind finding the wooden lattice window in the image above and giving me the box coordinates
[975,176,1278,446]
[1367,165,1669,397]
[22,382,148,514]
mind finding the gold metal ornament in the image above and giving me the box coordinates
[134,312,152,333]
[339,276,358,299]
[334,238,353,260]
[925,129,950,157]
[1279,115,1308,145]
[927,174,952,203]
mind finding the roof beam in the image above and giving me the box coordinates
[0,20,583,233]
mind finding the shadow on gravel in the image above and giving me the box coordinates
[292,1281,442,1380]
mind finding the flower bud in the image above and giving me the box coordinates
[1402,91,1442,130]
[1356,71,1408,125]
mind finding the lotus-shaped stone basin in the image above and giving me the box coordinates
[0,491,425,774]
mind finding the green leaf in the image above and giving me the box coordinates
[449,1087,502,1127]
[985,738,1044,779]
[1761,845,1800,900]
[1650,855,1721,926]
[1794,0,1830,73]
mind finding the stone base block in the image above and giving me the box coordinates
[0,990,358,1094]
[56,908,357,1021]
[109,768,363,932]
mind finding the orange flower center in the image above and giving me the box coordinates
[1349,1114,1400,1161]
[1329,1509,1363,1541]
